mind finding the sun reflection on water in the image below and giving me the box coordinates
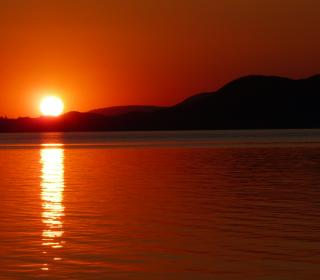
[40,145,65,270]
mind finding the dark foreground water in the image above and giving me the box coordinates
[0,130,320,279]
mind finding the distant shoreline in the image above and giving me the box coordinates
[1,74,320,133]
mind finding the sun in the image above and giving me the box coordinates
[40,96,64,116]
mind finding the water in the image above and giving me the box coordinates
[0,130,320,279]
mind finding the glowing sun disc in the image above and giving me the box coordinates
[40,96,64,116]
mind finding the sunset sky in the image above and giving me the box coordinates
[1,0,319,117]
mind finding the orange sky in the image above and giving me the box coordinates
[1,0,319,117]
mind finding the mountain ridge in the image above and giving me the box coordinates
[1,74,320,132]
[89,105,164,117]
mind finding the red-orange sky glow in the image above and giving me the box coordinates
[1,0,319,117]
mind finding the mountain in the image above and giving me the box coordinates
[158,74,320,129]
[89,105,164,117]
[1,74,320,132]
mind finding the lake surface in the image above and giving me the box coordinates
[0,130,320,279]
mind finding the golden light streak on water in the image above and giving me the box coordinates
[40,146,65,271]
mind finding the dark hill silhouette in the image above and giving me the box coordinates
[89,105,164,116]
[1,74,320,132]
